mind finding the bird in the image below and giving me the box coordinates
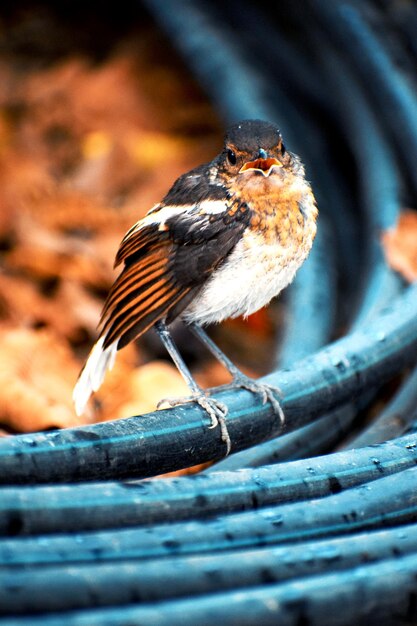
[73,119,318,454]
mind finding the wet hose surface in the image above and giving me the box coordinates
[2,1,417,624]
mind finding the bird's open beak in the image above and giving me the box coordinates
[239,157,282,177]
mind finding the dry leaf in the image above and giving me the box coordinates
[6,213,115,289]
[382,211,417,283]
[0,327,84,432]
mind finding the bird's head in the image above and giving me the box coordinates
[218,119,295,181]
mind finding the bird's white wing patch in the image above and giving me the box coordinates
[136,200,227,233]
[198,199,228,215]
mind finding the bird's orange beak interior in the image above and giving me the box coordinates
[239,157,282,176]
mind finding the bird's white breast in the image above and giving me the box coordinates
[182,223,315,326]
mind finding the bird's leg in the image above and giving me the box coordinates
[189,322,285,425]
[154,321,231,454]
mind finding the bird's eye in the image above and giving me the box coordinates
[227,148,237,165]
[281,142,286,156]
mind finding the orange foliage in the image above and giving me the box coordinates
[382,211,417,283]
[0,327,83,432]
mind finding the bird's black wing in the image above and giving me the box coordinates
[99,169,251,350]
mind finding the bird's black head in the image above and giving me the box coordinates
[219,119,290,178]
[225,120,282,152]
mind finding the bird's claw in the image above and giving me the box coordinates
[200,396,228,429]
[255,383,285,425]
[216,374,285,426]
[157,393,231,454]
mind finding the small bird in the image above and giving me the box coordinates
[73,119,318,454]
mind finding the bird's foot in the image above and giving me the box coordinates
[157,393,231,454]
[217,373,285,425]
